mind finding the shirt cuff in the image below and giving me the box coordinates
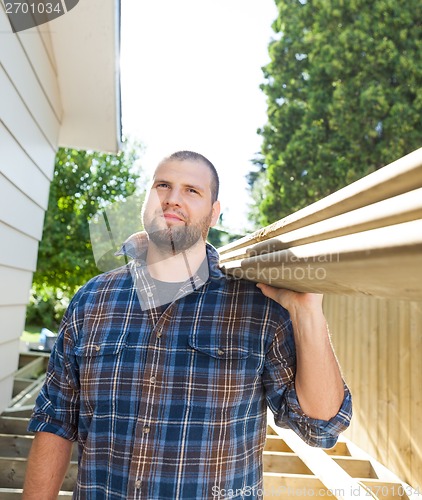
[276,382,353,448]
[27,411,78,442]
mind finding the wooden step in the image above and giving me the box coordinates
[264,435,293,453]
[0,434,78,461]
[0,457,77,490]
[0,488,72,499]
[263,451,313,475]
[0,417,30,435]
[333,457,378,479]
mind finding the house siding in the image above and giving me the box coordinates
[0,3,61,412]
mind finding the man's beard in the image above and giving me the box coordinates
[143,210,212,254]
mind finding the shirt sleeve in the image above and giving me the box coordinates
[262,316,352,448]
[27,297,81,442]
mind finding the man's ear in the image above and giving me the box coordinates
[210,201,221,227]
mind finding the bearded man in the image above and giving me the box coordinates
[23,151,352,500]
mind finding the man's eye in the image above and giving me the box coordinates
[156,183,169,189]
[188,188,199,194]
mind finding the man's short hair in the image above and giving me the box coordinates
[162,151,220,203]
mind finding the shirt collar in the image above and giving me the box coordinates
[115,231,225,281]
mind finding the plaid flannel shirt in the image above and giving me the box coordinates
[28,236,352,499]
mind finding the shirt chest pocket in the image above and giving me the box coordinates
[185,331,257,411]
[74,340,127,413]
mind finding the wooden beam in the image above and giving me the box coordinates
[222,220,422,300]
[263,451,313,474]
[0,457,77,490]
[0,489,72,499]
[0,417,30,436]
[267,412,369,499]
[221,187,422,263]
[264,435,293,453]
[0,434,78,461]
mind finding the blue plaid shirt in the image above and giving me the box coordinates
[28,235,352,499]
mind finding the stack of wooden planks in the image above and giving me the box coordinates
[219,148,422,301]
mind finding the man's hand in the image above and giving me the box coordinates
[256,283,323,318]
[257,283,345,421]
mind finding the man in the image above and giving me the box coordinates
[23,151,351,499]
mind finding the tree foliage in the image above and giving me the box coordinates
[33,141,144,295]
[252,0,422,226]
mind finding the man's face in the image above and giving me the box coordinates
[142,159,220,253]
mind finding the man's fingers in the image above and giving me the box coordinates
[256,283,284,304]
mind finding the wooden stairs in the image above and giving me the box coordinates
[0,352,420,499]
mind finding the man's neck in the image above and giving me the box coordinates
[146,238,207,283]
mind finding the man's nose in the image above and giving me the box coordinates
[163,187,182,207]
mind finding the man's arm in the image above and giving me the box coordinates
[257,284,345,421]
[23,432,73,500]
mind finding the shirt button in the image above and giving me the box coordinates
[156,327,163,338]
[217,349,225,356]
[146,291,153,297]
[143,425,150,434]
[135,479,141,489]
[150,376,156,384]
[94,345,101,352]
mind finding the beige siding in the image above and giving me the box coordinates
[324,295,422,489]
[0,5,60,412]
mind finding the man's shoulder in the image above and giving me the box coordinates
[73,264,133,302]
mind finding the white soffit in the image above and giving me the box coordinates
[50,0,121,153]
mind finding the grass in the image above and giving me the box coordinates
[21,325,42,343]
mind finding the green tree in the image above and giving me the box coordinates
[28,141,145,328]
[253,0,422,226]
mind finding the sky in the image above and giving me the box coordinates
[120,0,278,233]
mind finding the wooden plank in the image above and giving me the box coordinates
[324,442,351,457]
[263,472,327,498]
[14,357,47,380]
[219,147,422,256]
[17,352,49,370]
[12,379,33,398]
[267,414,369,499]
[0,434,34,458]
[264,436,293,453]
[398,300,411,482]
[0,6,60,148]
[222,220,422,301]
[0,378,14,416]
[0,173,46,241]
[378,299,389,467]
[263,451,313,475]
[333,457,377,479]
[0,457,77,490]
[410,302,422,489]
[0,64,57,179]
[359,479,410,500]
[0,434,78,461]
[365,297,379,459]
[0,223,39,272]
[0,417,30,436]
[9,375,45,408]
[0,123,51,210]
[0,488,72,499]
[2,407,34,418]
[387,301,400,476]
[221,188,422,263]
